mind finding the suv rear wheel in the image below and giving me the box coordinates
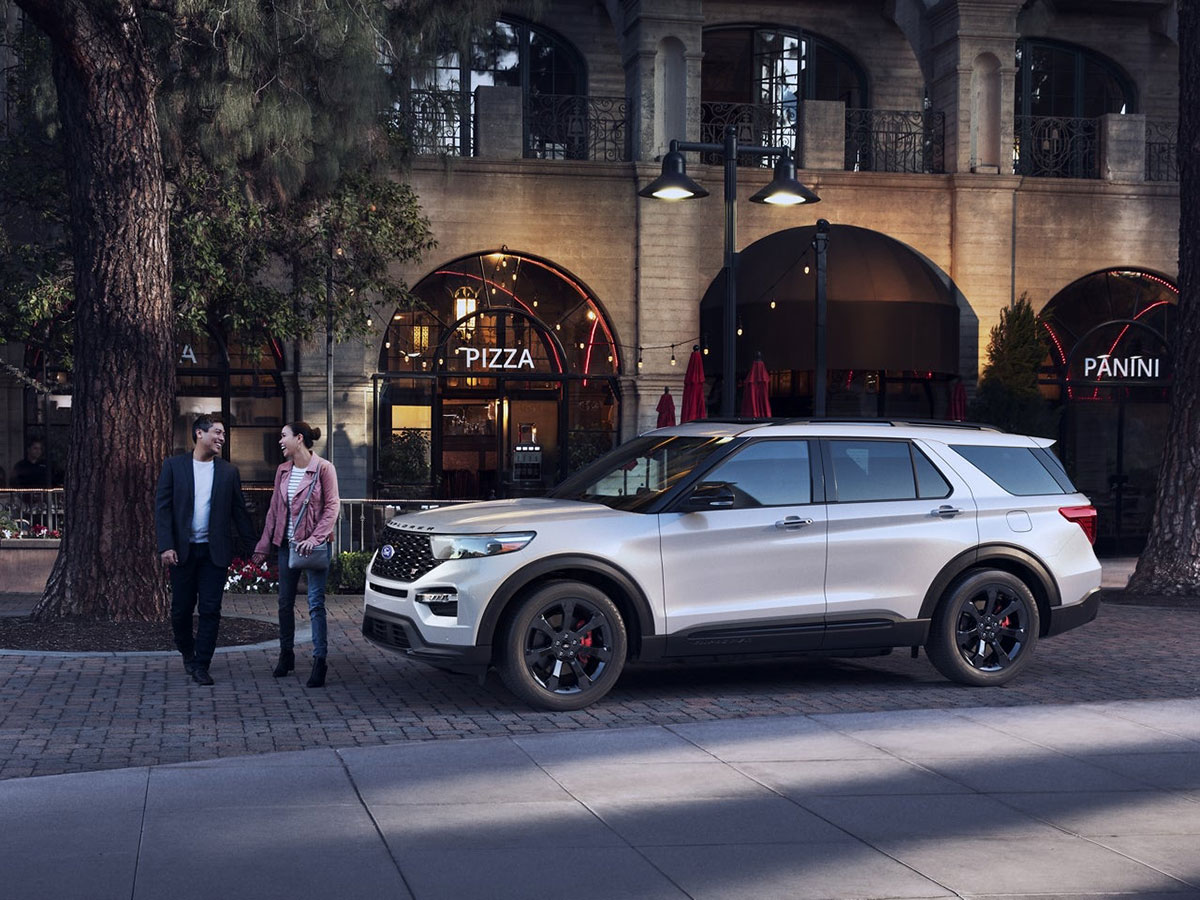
[926,569,1040,685]
[498,581,628,710]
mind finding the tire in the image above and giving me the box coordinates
[925,569,1040,686]
[498,581,627,711]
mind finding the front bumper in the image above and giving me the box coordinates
[362,604,491,676]
[1044,588,1101,637]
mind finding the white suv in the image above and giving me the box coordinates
[362,421,1101,710]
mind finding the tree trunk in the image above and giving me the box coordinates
[1125,0,1200,599]
[19,1,175,621]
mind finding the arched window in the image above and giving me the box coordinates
[1014,40,1136,178]
[1016,39,1135,119]
[701,25,867,159]
[376,250,621,499]
[405,17,586,157]
[1038,269,1175,553]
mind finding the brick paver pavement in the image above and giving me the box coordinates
[1,592,1197,780]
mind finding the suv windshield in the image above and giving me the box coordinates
[550,435,732,511]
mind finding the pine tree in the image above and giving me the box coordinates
[969,295,1056,437]
[3,0,508,620]
[1126,0,1200,599]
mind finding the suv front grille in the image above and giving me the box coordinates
[370,529,441,582]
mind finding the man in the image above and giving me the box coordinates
[12,437,60,488]
[155,415,254,685]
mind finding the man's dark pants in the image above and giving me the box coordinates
[169,542,225,667]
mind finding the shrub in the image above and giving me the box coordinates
[331,550,372,593]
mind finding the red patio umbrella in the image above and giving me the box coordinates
[680,346,708,422]
[740,357,772,418]
[948,379,967,421]
[655,387,677,427]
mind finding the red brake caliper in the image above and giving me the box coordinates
[577,619,593,663]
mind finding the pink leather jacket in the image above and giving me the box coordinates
[254,455,340,554]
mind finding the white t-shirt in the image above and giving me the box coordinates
[286,465,310,543]
[190,459,215,543]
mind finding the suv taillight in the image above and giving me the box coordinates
[1059,505,1097,544]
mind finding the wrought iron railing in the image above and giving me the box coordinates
[1145,119,1178,182]
[844,108,945,174]
[1013,115,1099,179]
[698,101,793,167]
[0,489,65,538]
[523,94,630,161]
[388,89,473,157]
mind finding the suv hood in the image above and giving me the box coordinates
[385,497,628,534]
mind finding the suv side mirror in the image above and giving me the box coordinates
[682,481,736,511]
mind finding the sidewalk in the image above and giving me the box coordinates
[2,697,1197,900]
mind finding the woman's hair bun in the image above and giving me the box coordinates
[310,427,322,442]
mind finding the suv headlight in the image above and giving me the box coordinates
[429,532,535,560]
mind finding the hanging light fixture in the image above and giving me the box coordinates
[748,151,821,206]
[637,150,709,201]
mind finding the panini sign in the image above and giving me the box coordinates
[1081,355,1163,379]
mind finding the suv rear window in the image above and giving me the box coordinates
[949,444,1076,496]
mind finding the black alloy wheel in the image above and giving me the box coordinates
[498,581,627,711]
[926,569,1040,686]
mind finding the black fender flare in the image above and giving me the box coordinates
[919,543,1061,624]
[475,554,657,651]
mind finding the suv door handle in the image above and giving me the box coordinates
[775,516,814,530]
[931,505,962,518]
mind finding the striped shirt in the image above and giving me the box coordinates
[286,465,310,543]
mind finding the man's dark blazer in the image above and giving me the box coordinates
[155,453,254,569]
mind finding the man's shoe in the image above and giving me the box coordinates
[182,656,196,676]
[191,666,214,685]
[272,650,295,677]
[306,658,327,688]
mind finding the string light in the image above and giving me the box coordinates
[637,348,643,369]
[670,346,677,366]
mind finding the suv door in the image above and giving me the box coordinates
[659,438,827,654]
[822,438,977,633]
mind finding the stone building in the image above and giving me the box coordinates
[1,0,1181,552]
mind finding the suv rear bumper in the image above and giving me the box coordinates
[1045,588,1101,637]
[362,605,491,676]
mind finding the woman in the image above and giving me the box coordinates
[252,421,340,687]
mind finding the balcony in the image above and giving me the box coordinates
[1145,119,1178,182]
[1013,115,1099,179]
[699,101,945,174]
[390,89,630,162]
[523,94,630,162]
[844,108,945,174]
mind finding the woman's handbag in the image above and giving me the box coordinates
[287,463,331,571]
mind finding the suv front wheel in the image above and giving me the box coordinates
[926,569,1040,686]
[498,581,628,710]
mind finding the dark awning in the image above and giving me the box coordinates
[700,225,960,375]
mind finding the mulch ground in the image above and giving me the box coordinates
[0,615,278,652]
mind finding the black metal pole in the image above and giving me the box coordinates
[813,219,829,417]
[722,125,738,417]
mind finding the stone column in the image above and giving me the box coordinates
[1100,114,1147,182]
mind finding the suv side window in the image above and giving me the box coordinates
[698,439,812,508]
[829,439,949,501]
[949,444,1071,495]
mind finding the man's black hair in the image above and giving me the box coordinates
[192,414,222,443]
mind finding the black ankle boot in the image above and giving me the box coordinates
[273,650,295,677]
[306,658,327,688]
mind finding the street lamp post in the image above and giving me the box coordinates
[640,124,819,416]
[813,218,830,416]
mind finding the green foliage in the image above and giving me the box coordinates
[331,550,372,593]
[969,295,1058,437]
[378,429,432,485]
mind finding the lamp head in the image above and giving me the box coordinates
[638,149,709,200]
[749,153,821,206]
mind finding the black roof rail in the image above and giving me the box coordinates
[734,416,1003,432]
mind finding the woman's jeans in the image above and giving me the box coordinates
[276,543,330,660]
